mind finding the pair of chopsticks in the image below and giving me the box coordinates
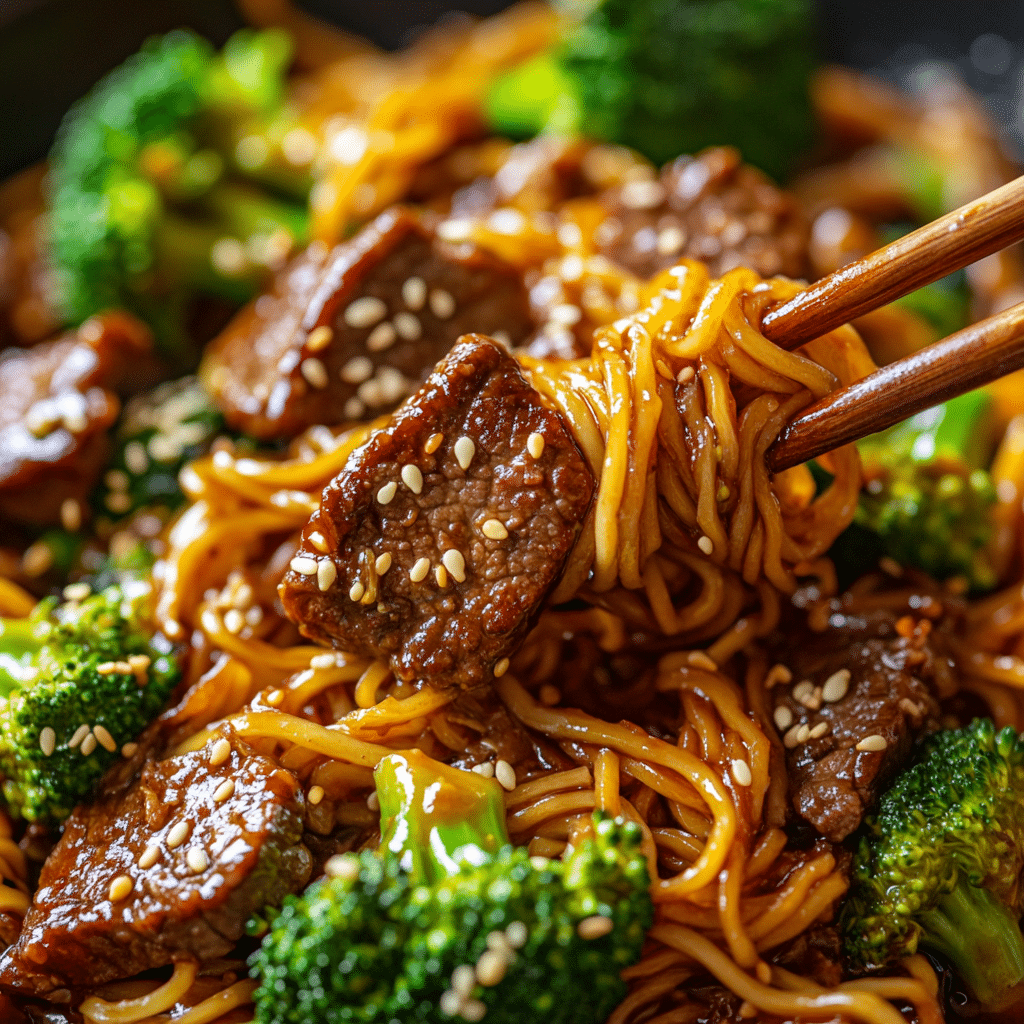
[762,175,1024,472]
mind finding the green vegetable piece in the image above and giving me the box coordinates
[0,585,179,822]
[486,0,817,179]
[250,749,652,1023]
[841,719,1024,1009]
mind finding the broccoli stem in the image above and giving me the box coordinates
[0,618,46,697]
[919,881,1024,1008]
[199,181,308,247]
[375,750,509,885]
[153,214,255,304]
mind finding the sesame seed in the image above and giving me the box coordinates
[39,727,56,757]
[325,854,360,881]
[461,999,487,1022]
[308,531,329,553]
[505,921,528,949]
[393,311,422,341]
[486,931,511,955]
[93,725,117,753]
[344,296,387,329]
[122,743,138,758]
[22,541,54,578]
[63,582,90,602]
[782,724,803,749]
[773,706,793,731]
[366,791,380,812]
[210,738,231,767]
[349,581,365,602]
[124,440,149,476]
[472,762,495,778]
[308,785,325,806]
[429,289,456,319]
[577,915,614,940]
[105,468,129,492]
[809,721,830,739]
[358,378,384,408]
[792,680,815,704]
[60,498,82,533]
[68,724,90,749]
[109,875,133,902]
[697,535,714,556]
[306,325,333,352]
[340,356,374,384]
[402,276,427,310]
[401,464,423,494]
[317,560,338,592]
[290,557,318,576]
[439,990,462,1017]
[344,397,365,420]
[454,436,476,471]
[410,558,431,583]
[657,225,686,255]
[435,565,449,588]
[214,779,235,803]
[80,733,97,757]
[493,658,510,678]
[167,821,191,849]
[377,481,398,505]
[856,734,888,753]
[223,608,245,634]
[366,322,397,352]
[375,552,392,575]
[821,669,851,703]
[482,518,508,540]
[549,303,582,327]
[311,653,340,669]
[186,848,209,874]
[301,358,329,389]
[425,432,444,454]
[495,760,516,791]
[139,845,161,869]
[730,759,752,787]
[476,950,508,987]
[796,724,811,744]
[442,549,466,583]
[526,433,545,459]
[451,965,476,998]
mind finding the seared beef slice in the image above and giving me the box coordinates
[201,206,533,439]
[0,739,309,998]
[280,335,594,690]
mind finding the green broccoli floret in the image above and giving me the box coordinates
[486,0,816,179]
[47,28,311,359]
[0,584,179,821]
[841,719,1024,1009]
[250,749,652,1024]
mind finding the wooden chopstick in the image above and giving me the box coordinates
[766,299,1024,472]
[762,174,1024,350]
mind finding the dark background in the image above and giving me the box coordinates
[1,0,1023,178]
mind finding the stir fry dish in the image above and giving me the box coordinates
[1,1,1024,1022]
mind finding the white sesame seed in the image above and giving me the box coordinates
[773,706,793,731]
[401,464,423,494]
[63,582,91,602]
[495,760,516,791]
[306,325,333,352]
[410,558,431,583]
[214,779,235,803]
[439,990,463,1017]
[68,724,90,749]
[577,915,614,940]
[39,727,56,757]
[377,367,407,404]
[375,552,392,575]
[109,875,133,902]
[290,557,318,576]
[454,436,476,471]
[60,498,83,533]
[472,762,495,778]
[124,440,149,476]
[349,581,365,602]
[308,785,325,806]
[317,560,338,592]
[344,397,365,420]
[796,724,812,743]
[792,680,815,704]
[526,433,545,459]
[186,848,209,874]
[80,733,97,757]
[424,433,444,455]
[656,225,686,255]
[782,724,803,749]
[809,721,830,739]
[442,549,466,583]
[105,492,132,515]
[121,742,138,759]
[393,312,422,341]
[366,322,397,351]
[340,356,374,384]
[856,734,888,753]
[482,518,508,540]
[210,738,231,767]
[821,669,851,703]
[493,658,510,678]
[344,296,388,328]
[377,481,398,504]
[223,608,245,634]
[301,358,329,389]
[505,921,528,949]
[435,565,449,588]
[167,821,191,849]
[731,759,752,787]
[311,653,339,669]
[308,531,329,553]
[93,725,117,753]
[366,791,380,812]
[451,965,476,998]
[402,277,427,310]
[325,854,360,881]
[139,845,161,869]
[429,289,456,319]
[697,535,714,556]
[621,178,666,210]
[486,931,511,955]
[476,950,508,987]
[462,1000,487,1022]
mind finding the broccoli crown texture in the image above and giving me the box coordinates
[0,584,179,821]
[841,719,1024,1008]
[487,0,817,179]
[250,750,652,1024]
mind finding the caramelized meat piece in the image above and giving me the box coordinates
[280,334,594,690]
[597,147,811,281]
[770,611,947,841]
[201,207,534,440]
[0,312,158,529]
[0,738,309,999]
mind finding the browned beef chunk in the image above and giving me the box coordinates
[201,207,534,440]
[597,147,811,281]
[0,312,158,529]
[0,737,310,999]
[280,334,594,691]
[770,611,947,841]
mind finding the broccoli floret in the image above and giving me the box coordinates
[486,0,816,179]
[250,749,652,1024]
[0,584,179,822]
[47,28,311,360]
[841,719,1024,1009]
